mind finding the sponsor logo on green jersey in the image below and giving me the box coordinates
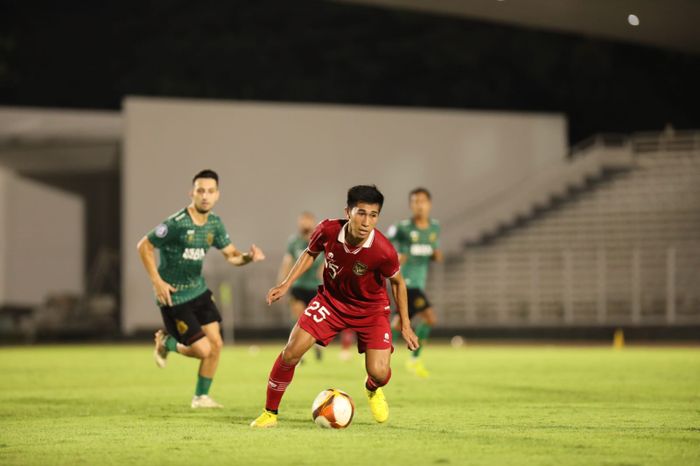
[182,248,206,261]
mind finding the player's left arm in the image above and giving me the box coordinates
[389,272,419,351]
[220,243,265,266]
[215,220,265,266]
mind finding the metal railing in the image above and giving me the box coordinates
[430,130,700,328]
[428,244,700,327]
[569,130,700,159]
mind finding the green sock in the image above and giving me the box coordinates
[413,323,432,358]
[164,335,179,353]
[195,375,213,396]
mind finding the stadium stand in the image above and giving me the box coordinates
[431,131,700,328]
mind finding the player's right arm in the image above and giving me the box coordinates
[267,250,318,305]
[136,236,177,307]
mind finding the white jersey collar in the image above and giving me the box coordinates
[337,223,375,250]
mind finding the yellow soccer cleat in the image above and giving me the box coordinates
[365,386,389,423]
[406,358,430,379]
[250,410,278,428]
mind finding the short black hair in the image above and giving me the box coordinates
[193,169,219,185]
[347,185,384,211]
[409,187,431,200]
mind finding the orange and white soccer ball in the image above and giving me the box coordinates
[311,388,355,429]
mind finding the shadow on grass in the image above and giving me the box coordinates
[203,414,435,432]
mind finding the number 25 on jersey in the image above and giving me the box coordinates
[304,301,330,323]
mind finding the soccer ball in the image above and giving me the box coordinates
[311,388,355,429]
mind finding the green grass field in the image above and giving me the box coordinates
[1,343,699,466]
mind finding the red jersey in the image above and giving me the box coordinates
[306,219,400,317]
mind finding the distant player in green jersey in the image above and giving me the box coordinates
[278,212,324,361]
[137,169,265,408]
[387,187,442,378]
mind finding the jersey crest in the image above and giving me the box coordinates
[352,261,368,276]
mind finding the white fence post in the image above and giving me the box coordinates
[631,247,641,324]
[529,253,541,324]
[597,247,607,324]
[563,249,574,324]
[666,246,676,324]
[498,253,508,323]
[466,254,476,324]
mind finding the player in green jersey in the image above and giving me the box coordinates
[387,187,442,378]
[278,212,324,361]
[137,169,265,408]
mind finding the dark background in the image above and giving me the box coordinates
[1,0,699,143]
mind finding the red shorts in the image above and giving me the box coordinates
[297,293,393,354]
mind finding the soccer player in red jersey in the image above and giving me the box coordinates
[250,185,419,428]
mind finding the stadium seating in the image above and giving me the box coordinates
[430,131,700,327]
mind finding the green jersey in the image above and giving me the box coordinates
[388,218,441,290]
[287,234,323,290]
[147,207,232,306]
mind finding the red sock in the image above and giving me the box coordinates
[265,352,298,412]
[365,368,391,391]
[341,330,354,350]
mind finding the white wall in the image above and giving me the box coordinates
[123,96,567,333]
[0,171,84,306]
